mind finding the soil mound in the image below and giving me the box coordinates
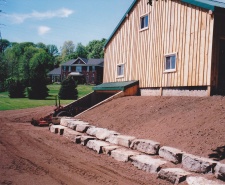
[77,96,225,163]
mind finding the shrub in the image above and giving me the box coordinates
[58,77,78,100]
[28,76,49,99]
[8,80,26,98]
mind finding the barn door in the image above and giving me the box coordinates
[217,39,225,94]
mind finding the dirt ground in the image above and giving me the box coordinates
[0,106,172,185]
[1,96,225,185]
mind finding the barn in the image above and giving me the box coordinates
[103,0,225,96]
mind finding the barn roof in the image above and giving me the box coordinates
[104,0,225,48]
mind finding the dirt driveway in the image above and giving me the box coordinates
[0,106,171,185]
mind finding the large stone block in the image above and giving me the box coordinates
[76,124,91,133]
[86,126,98,136]
[130,139,160,155]
[186,176,224,185]
[130,154,167,173]
[60,117,78,127]
[111,148,140,162]
[159,146,183,164]
[95,129,119,140]
[86,140,111,154]
[157,168,191,184]
[106,135,119,144]
[67,120,89,130]
[50,125,66,135]
[63,128,83,141]
[80,135,96,146]
[215,162,225,181]
[116,135,136,148]
[182,153,217,173]
[102,145,121,155]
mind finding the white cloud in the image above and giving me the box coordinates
[7,8,74,24]
[38,26,51,35]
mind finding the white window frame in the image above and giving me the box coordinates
[164,53,177,73]
[140,13,149,31]
[117,64,124,78]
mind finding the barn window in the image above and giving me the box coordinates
[117,64,124,77]
[140,14,148,30]
[164,53,176,72]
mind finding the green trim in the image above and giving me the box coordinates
[181,0,215,11]
[104,0,137,48]
[93,80,139,91]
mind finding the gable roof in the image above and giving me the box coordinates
[104,0,225,48]
[48,67,61,75]
[61,57,104,66]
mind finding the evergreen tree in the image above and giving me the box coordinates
[58,77,78,100]
[8,80,25,98]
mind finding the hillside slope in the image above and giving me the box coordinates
[77,96,225,163]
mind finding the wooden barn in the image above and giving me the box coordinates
[103,0,225,96]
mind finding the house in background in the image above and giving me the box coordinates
[48,67,61,83]
[48,57,104,84]
[103,0,225,96]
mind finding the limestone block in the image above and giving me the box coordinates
[130,155,167,173]
[63,128,82,141]
[159,146,183,164]
[182,153,217,173]
[86,140,111,154]
[50,125,66,135]
[95,129,119,140]
[106,135,119,145]
[67,122,77,130]
[130,139,160,155]
[76,124,91,133]
[60,117,77,127]
[86,126,98,136]
[111,148,140,162]
[186,176,224,185]
[80,135,96,146]
[157,168,191,184]
[116,135,136,148]
[215,162,225,181]
[67,120,89,130]
[102,145,121,155]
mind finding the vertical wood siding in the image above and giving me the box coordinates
[104,0,214,88]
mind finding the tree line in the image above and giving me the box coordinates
[0,38,106,98]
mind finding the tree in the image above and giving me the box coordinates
[8,79,25,98]
[86,38,106,59]
[27,50,50,99]
[61,40,75,61]
[0,39,10,53]
[46,44,59,57]
[75,43,88,58]
[58,77,78,100]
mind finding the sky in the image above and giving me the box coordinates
[0,0,134,49]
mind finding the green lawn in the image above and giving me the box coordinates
[0,84,94,111]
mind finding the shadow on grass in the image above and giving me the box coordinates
[208,146,225,161]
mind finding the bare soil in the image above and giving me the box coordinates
[1,96,225,185]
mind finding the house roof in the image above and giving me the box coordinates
[61,57,104,66]
[93,80,139,91]
[48,67,61,75]
[104,0,225,48]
